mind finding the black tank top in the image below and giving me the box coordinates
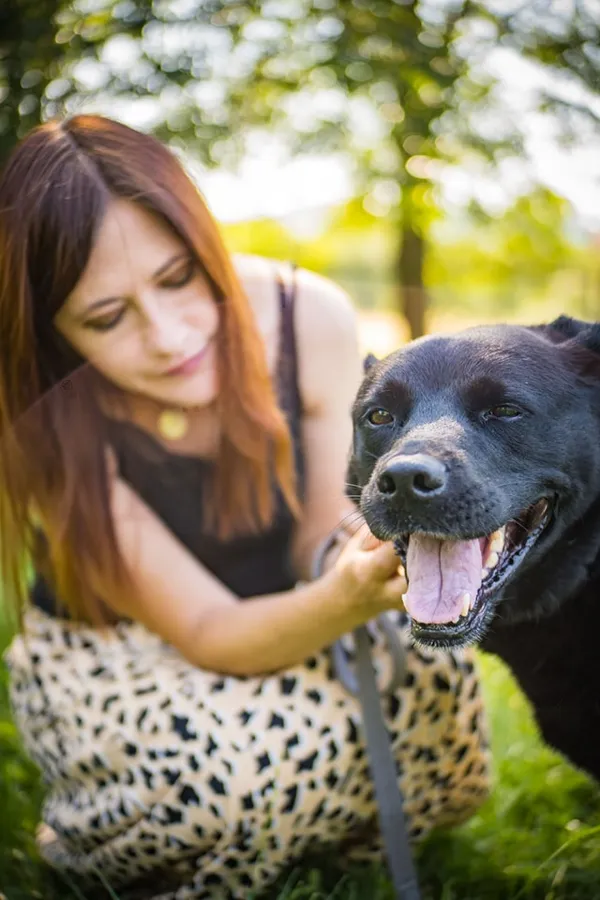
[31,268,305,615]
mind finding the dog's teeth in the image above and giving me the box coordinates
[489,533,504,554]
[460,592,472,617]
[484,550,499,570]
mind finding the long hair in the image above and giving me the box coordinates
[0,115,300,626]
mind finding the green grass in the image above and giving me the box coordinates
[1,608,599,900]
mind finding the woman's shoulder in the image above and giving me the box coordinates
[232,255,363,419]
[232,252,278,288]
[232,253,358,343]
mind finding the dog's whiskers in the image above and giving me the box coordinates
[334,509,365,533]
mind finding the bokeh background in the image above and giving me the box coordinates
[4,0,600,355]
[2,2,600,898]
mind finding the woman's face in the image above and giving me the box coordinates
[54,198,220,409]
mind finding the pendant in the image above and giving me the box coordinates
[157,408,189,441]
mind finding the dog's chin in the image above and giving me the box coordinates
[365,496,555,650]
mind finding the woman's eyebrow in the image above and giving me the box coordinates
[80,253,191,317]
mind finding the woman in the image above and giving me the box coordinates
[0,115,491,899]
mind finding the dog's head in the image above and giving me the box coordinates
[348,316,600,648]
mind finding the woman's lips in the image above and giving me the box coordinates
[164,342,211,377]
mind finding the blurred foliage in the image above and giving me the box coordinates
[223,184,599,326]
[225,197,393,280]
[1,0,599,335]
[0,1,552,337]
[489,0,600,133]
[143,0,513,338]
[0,0,156,161]
[0,0,63,160]
[428,187,581,316]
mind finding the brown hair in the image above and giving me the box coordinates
[0,115,299,626]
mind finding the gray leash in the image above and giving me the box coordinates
[312,538,422,900]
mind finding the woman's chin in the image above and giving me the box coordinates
[161,379,218,409]
[132,371,219,411]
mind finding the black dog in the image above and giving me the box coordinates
[348,316,600,781]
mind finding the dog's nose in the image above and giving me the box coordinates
[377,454,447,499]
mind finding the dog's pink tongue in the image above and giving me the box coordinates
[404,534,484,624]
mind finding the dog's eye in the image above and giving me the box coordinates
[486,404,522,420]
[367,408,394,426]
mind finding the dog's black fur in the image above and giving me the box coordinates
[348,316,600,781]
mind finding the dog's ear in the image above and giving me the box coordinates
[536,316,600,382]
[363,352,378,373]
[537,316,600,352]
[577,324,600,356]
[547,315,589,341]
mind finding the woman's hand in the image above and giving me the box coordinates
[326,524,407,618]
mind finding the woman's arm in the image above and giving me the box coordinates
[106,477,405,676]
[99,266,405,675]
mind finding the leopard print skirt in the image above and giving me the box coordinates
[5,607,492,899]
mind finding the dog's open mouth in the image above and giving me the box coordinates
[393,497,553,640]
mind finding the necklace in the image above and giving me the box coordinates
[157,408,190,441]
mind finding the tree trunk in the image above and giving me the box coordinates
[398,223,428,340]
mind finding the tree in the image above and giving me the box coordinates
[0,0,62,162]
[0,0,154,162]
[491,0,600,103]
[4,0,489,336]
[427,186,579,317]
[3,1,597,336]
[139,0,506,339]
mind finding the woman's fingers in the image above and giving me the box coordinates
[383,572,408,609]
[360,530,383,551]
[336,522,374,559]
[364,539,403,579]
[333,524,406,594]
[342,527,404,580]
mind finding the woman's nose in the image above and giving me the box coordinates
[144,306,188,356]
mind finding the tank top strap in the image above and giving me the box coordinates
[274,262,305,497]
[275,262,301,424]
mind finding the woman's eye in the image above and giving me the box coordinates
[86,309,126,332]
[161,260,195,289]
[367,408,394,426]
[486,404,522,420]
